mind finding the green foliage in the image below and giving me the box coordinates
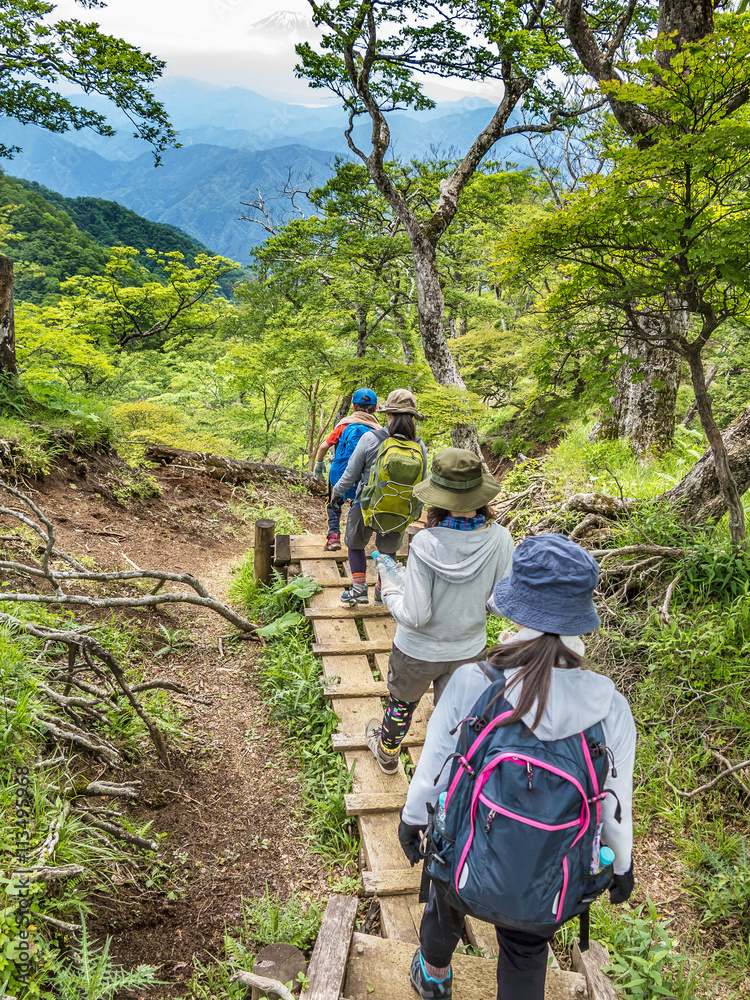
[57,246,239,352]
[232,570,357,863]
[12,177,229,282]
[110,471,162,506]
[0,174,108,302]
[686,837,750,933]
[501,23,750,395]
[682,546,750,603]
[593,900,697,1000]
[244,886,322,950]
[0,0,176,162]
[50,920,163,999]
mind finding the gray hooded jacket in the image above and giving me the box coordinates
[385,522,514,660]
[402,628,636,875]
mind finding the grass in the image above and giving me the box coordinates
[0,606,188,997]
[230,569,359,867]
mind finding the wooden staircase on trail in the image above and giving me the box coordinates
[272,532,618,1000]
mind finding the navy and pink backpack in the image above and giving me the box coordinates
[423,664,618,935]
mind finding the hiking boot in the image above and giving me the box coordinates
[410,949,452,1000]
[374,583,383,605]
[365,718,400,775]
[324,532,341,551]
[341,583,368,606]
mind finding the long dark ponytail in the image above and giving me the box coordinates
[388,413,417,440]
[483,634,586,732]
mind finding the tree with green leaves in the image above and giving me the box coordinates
[295,0,599,453]
[0,0,177,384]
[503,23,750,543]
[56,247,237,352]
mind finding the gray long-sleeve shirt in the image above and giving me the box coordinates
[403,628,636,875]
[331,427,427,503]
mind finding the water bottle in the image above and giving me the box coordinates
[371,550,406,595]
[434,792,447,835]
[599,846,615,871]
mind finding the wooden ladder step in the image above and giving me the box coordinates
[345,792,406,816]
[323,680,389,699]
[361,868,422,897]
[313,639,393,655]
[305,605,392,619]
[345,931,588,1000]
[299,894,358,1000]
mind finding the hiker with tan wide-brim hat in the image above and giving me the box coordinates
[331,388,428,607]
[364,447,513,777]
[377,388,425,420]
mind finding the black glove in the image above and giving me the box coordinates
[398,815,424,867]
[609,864,634,904]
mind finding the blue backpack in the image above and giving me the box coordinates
[329,423,372,501]
[423,664,617,935]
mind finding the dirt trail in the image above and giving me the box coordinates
[19,455,331,992]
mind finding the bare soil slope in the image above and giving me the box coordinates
[17,453,329,993]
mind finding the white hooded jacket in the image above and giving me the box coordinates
[385,522,514,661]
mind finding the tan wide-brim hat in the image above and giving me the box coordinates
[413,447,502,512]
[377,389,425,420]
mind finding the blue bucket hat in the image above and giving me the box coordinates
[492,533,601,635]
[352,387,377,406]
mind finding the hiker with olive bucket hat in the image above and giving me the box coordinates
[364,448,514,775]
[331,389,428,607]
[398,534,636,1000]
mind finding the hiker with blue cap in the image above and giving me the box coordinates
[313,388,381,551]
[398,533,637,1000]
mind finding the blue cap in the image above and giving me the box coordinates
[352,387,377,406]
[491,533,601,635]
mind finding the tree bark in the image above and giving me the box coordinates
[593,316,681,455]
[409,233,482,454]
[658,406,750,525]
[681,351,746,543]
[682,363,717,429]
[0,255,19,380]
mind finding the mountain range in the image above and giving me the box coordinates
[1,73,528,263]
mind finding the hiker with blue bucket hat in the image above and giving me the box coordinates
[398,533,636,1000]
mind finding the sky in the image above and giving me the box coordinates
[55,0,499,104]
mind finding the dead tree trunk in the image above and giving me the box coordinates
[0,255,19,380]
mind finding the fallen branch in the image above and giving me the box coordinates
[0,479,263,638]
[145,444,327,497]
[659,572,683,625]
[677,756,750,798]
[39,913,83,933]
[74,811,158,851]
[229,970,297,1000]
[71,780,142,799]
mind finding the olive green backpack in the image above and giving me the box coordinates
[359,435,425,533]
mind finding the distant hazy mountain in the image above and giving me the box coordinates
[1,120,336,261]
[0,78,527,260]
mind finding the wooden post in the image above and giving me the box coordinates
[254,518,275,584]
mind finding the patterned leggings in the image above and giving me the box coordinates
[380,696,419,752]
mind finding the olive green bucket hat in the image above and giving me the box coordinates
[412,448,502,512]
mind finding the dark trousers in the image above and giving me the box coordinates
[326,497,345,534]
[420,884,552,1000]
